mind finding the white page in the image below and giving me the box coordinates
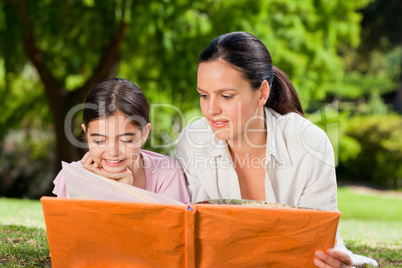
[62,161,184,205]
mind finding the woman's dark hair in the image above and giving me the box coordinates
[82,78,150,130]
[199,31,305,117]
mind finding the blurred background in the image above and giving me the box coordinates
[0,0,401,199]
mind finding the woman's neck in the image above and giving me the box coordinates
[227,114,267,158]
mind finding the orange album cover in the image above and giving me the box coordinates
[41,197,340,268]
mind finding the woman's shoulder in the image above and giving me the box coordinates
[268,108,330,150]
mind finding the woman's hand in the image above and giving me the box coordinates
[314,249,353,268]
[80,152,133,185]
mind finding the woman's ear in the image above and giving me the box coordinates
[81,124,86,133]
[141,123,152,144]
[258,80,270,107]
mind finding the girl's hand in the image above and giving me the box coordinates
[314,249,353,268]
[80,152,133,186]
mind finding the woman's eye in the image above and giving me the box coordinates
[199,94,208,99]
[93,140,105,144]
[222,95,233,100]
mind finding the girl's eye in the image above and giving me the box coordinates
[93,140,105,144]
[222,95,233,100]
[199,94,208,99]
[120,140,133,143]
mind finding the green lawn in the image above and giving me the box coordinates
[0,198,50,267]
[337,187,402,267]
[0,187,401,267]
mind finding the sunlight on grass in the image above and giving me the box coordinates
[337,186,402,267]
[337,186,402,221]
[0,198,46,229]
[339,219,402,244]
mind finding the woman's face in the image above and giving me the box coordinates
[197,60,268,145]
[82,110,150,174]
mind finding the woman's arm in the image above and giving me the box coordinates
[298,135,337,211]
[297,135,353,267]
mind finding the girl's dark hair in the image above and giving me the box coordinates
[199,31,305,117]
[83,78,150,130]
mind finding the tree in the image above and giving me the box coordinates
[0,0,372,197]
[358,0,402,112]
[2,1,134,174]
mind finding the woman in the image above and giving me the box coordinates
[176,32,377,267]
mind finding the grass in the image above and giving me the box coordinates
[0,225,50,267]
[337,187,402,267]
[0,198,50,267]
[0,187,401,267]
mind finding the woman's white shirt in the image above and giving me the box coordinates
[176,107,337,211]
[176,107,379,266]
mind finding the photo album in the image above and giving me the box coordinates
[41,162,340,267]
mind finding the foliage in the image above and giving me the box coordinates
[0,0,388,197]
[0,128,55,198]
[336,114,402,189]
[338,0,402,112]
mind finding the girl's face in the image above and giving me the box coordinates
[82,110,151,174]
[197,60,269,145]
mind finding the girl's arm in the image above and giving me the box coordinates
[52,169,70,198]
[154,161,191,205]
[81,152,133,185]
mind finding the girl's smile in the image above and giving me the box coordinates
[103,159,125,166]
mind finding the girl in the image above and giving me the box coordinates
[53,78,190,205]
[176,32,377,267]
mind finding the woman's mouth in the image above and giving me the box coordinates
[211,120,229,128]
[103,159,125,167]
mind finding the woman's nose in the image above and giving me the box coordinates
[207,97,221,116]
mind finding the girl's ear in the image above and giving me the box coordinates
[141,123,152,144]
[258,80,270,107]
[81,124,86,133]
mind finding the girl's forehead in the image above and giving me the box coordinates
[87,115,140,133]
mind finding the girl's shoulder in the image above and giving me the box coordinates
[141,150,181,170]
[141,149,176,162]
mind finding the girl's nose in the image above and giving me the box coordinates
[107,140,121,157]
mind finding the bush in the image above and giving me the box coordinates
[0,128,56,198]
[337,114,402,189]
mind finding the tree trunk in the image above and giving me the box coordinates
[11,0,131,195]
[393,52,402,113]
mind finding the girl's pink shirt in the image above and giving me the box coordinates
[52,150,190,205]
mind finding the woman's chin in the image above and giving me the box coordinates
[212,130,231,141]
